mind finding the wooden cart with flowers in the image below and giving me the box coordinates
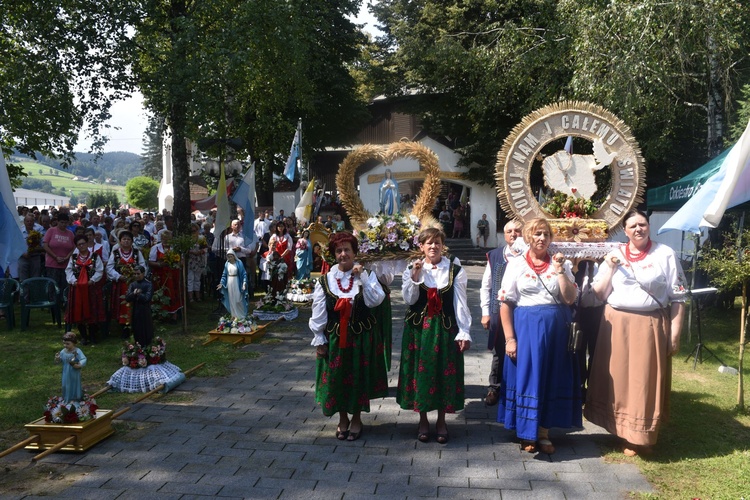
[204,315,279,345]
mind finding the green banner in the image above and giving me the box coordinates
[646,148,729,211]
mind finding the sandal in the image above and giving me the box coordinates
[538,438,555,454]
[335,429,349,441]
[347,425,363,441]
[418,432,430,443]
[520,440,537,453]
[436,433,449,444]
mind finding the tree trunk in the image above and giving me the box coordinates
[707,33,725,158]
[739,280,747,410]
[169,103,192,236]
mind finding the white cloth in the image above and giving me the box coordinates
[308,263,386,346]
[499,251,576,307]
[402,256,472,342]
[593,242,687,311]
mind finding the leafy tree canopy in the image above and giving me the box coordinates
[125,176,159,210]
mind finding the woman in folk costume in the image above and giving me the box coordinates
[309,231,386,442]
[497,218,581,455]
[148,230,184,317]
[107,230,147,339]
[65,235,105,345]
[268,221,295,286]
[397,226,472,444]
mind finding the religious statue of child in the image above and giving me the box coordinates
[55,332,87,403]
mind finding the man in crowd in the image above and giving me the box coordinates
[479,219,524,406]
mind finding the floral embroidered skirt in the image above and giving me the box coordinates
[497,304,582,442]
[396,316,465,413]
[315,326,388,416]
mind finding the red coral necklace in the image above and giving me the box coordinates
[624,239,652,263]
[525,252,550,274]
[336,275,354,293]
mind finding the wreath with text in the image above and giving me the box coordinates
[495,101,645,235]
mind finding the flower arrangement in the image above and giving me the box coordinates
[44,394,98,424]
[542,191,597,219]
[161,249,181,269]
[26,230,43,253]
[255,291,294,313]
[289,278,315,295]
[216,314,258,333]
[355,213,422,261]
[121,337,167,368]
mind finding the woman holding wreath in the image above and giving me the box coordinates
[397,226,471,444]
[309,232,386,442]
[65,235,105,345]
[585,210,686,456]
[497,218,580,454]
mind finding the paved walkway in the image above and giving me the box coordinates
[20,265,653,499]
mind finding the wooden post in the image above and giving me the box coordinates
[32,435,76,462]
[90,385,111,398]
[0,435,39,459]
[739,281,747,410]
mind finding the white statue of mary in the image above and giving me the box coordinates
[379,169,400,215]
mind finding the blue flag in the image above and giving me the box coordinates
[283,121,301,182]
[0,156,26,273]
[232,163,256,247]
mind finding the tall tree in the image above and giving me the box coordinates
[370,0,750,185]
[0,0,137,178]
[133,0,369,230]
[141,113,165,179]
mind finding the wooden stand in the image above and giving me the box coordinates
[202,320,278,346]
[24,409,116,453]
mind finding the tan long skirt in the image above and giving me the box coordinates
[584,305,671,446]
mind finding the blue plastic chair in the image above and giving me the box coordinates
[0,278,20,329]
[20,277,61,330]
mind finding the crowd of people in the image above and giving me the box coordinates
[10,203,687,456]
[311,211,687,457]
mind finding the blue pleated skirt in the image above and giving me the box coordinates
[497,304,582,441]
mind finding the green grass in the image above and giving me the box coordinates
[17,161,126,199]
[0,297,748,498]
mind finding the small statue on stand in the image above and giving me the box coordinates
[55,332,87,403]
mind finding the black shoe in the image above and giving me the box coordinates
[485,389,499,406]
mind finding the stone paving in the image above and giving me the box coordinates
[13,265,654,499]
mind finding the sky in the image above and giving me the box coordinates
[74,3,381,155]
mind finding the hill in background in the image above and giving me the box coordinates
[13,151,144,186]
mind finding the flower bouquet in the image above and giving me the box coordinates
[253,291,298,321]
[355,213,422,263]
[44,394,98,424]
[121,337,168,368]
[542,191,608,243]
[162,249,181,269]
[26,230,43,254]
[287,278,315,303]
[216,314,258,333]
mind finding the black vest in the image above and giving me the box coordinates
[404,258,461,334]
[320,275,376,339]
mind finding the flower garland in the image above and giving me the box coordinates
[542,191,597,219]
[44,394,98,424]
[121,337,167,368]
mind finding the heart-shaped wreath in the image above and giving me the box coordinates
[335,140,442,230]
